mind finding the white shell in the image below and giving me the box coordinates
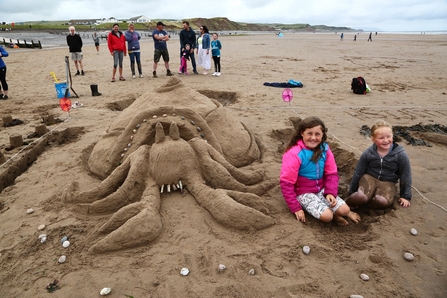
[38,224,46,230]
[410,228,418,236]
[27,208,34,214]
[180,268,189,276]
[248,269,255,275]
[218,264,226,271]
[404,252,415,261]
[360,273,369,281]
[302,246,310,255]
[100,288,112,295]
[38,234,47,239]
[62,241,70,248]
[58,255,66,263]
[152,115,157,119]
[350,295,364,298]
[163,114,167,117]
[40,236,47,243]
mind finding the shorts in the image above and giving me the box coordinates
[297,189,345,219]
[154,49,169,63]
[358,174,397,207]
[70,52,83,61]
[95,42,99,47]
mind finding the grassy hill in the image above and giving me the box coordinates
[0,17,357,32]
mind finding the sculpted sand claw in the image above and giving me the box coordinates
[64,78,275,253]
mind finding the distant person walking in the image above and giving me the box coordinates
[368,32,372,42]
[353,34,357,41]
[211,33,222,76]
[340,32,344,41]
[152,21,173,78]
[108,23,127,82]
[93,32,100,53]
[197,25,211,75]
[179,21,198,74]
[125,23,143,78]
[0,46,9,100]
[66,26,84,76]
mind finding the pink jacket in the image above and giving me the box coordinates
[279,140,339,213]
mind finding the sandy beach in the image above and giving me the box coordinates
[0,32,446,297]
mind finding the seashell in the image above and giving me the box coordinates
[302,246,310,255]
[172,113,176,116]
[60,236,68,243]
[181,116,185,120]
[40,236,47,243]
[127,143,131,147]
[172,184,177,190]
[218,264,226,271]
[130,135,134,140]
[404,252,415,261]
[27,208,34,214]
[58,255,66,263]
[38,224,46,231]
[248,269,255,275]
[200,133,205,138]
[196,127,201,132]
[62,240,70,248]
[143,119,147,122]
[167,184,171,192]
[38,234,47,239]
[100,287,112,295]
[132,129,137,133]
[153,115,157,119]
[163,114,167,117]
[410,228,418,236]
[121,153,125,158]
[123,148,128,151]
[136,124,141,128]
[160,184,164,193]
[350,295,364,298]
[180,268,189,276]
[360,273,369,281]
[190,120,195,125]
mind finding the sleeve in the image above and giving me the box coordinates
[107,34,113,53]
[322,147,339,196]
[348,151,369,195]
[79,36,83,48]
[122,36,127,54]
[279,149,302,213]
[0,48,9,57]
[398,151,412,200]
[124,31,132,42]
[218,40,222,49]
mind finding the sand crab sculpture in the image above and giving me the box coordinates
[64,77,275,254]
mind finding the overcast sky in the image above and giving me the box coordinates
[0,0,446,31]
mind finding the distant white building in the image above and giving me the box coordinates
[94,17,123,25]
[128,15,151,23]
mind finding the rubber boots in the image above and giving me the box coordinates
[90,84,102,96]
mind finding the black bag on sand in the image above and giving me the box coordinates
[351,76,367,94]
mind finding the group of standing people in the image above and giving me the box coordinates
[280,117,412,226]
[66,21,223,83]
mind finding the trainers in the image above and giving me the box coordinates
[111,77,115,82]
[0,94,3,99]
[153,71,157,78]
[119,76,125,81]
[166,69,173,76]
[139,74,144,78]
[212,72,217,76]
[216,72,221,76]
[75,70,80,76]
[132,75,136,79]
[81,70,85,76]
[3,95,8,100]
[193,70,199,75]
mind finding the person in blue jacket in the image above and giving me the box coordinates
[125,23,143,78]
[197,25,211,75]
[0,46,9,100]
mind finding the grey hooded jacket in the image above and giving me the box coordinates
[348,143,412,200]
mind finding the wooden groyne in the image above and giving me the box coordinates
[0,38,42,49]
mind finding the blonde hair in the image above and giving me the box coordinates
[68,26,75,32]
[370,120,393,138]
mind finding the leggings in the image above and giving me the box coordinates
[212,56,221,72]
[0,66,7,91]
[113,51,124,68]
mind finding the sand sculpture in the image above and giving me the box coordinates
[63,77,276,254]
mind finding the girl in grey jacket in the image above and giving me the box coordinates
[347,120,412,209]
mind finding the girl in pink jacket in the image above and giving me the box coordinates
[280,116,360,226]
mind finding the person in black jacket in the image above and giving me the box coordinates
[179,21,198,74]
[66,26,84,76]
